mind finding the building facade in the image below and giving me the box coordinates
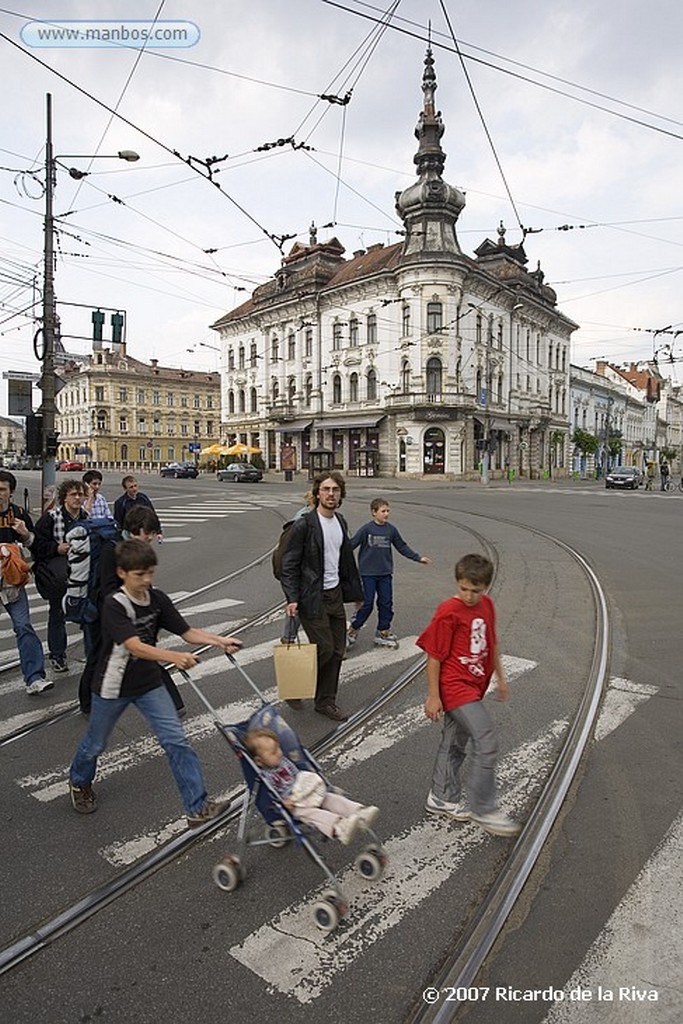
[212,50,577,480]
[56,342,220,469]
[0,415,25,461]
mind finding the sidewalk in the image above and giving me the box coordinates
[259,472,604,494]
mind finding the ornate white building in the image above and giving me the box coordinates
[212,50,578,480]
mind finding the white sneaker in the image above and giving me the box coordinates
[355,805,379,830]
[425,790,470,821]
[26,679,55,695]
[335,813,361,846]
[470,809,521,837]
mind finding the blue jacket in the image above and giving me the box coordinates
[350,520,422,576]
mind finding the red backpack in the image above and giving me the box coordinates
[1,543,31,588]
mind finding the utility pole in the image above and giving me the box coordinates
[482,314,492,485]
[40,93,58,511]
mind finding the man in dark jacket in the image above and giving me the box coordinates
[113,476,161,533]
[279,471,363,722]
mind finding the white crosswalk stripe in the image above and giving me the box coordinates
[228,678,659,1003]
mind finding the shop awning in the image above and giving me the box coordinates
[474,416,513,433]
[274,419,313,433]
[312,415,386,430]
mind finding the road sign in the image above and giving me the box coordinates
[2,371,40,381]
[7,379,33,416]
[146,441,153,449]
[188,442,201,452]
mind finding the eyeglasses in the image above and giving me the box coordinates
[319,486,341,493]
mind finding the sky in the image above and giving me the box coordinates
[1,0,682,417]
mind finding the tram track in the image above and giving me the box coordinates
[0,504,608,1020]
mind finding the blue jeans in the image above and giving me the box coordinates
[431,700,500,815]
[351,574,394,632]
[70,687,208,815]
[1,587,46,685]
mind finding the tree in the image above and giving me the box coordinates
[572,429,599,456]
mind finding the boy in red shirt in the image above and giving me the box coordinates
[417,553,521,837]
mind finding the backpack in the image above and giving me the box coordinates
[272,520,297,581]
[0,543,31,588]
[63,517,121,624]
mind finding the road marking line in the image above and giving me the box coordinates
[0,698,77,740]
[593,677,658,743]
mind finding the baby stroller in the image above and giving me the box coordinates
[184,653,387,933]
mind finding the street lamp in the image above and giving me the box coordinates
[39,93,139,510]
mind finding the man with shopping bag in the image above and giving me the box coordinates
[279,472,363,722]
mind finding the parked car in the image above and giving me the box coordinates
[216,462,263,483]
[57,460,84,472]
[605,466,641,490]
[160,462,198,479]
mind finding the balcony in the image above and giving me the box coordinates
[382,390,473,412]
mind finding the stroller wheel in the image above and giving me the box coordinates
[212,856,244,892]
[265,820,289,849]
[312,898,340,933]
[355,849,385,881]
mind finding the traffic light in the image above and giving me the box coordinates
[111,311,124,344]
[92,308,105,341]
[25,413,43,456]
[45,429,60,456]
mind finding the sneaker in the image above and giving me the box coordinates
[346,627,359,647]
[186,798,231,829]
[70,783,97,814]
[314,702,349,722]
[470,809,521,837]
[26,678,55,695]
[355,805,380,830]
[335,812,361,846]
[425,790,471,821]
[374,630,398,647]
[49,656,68,674]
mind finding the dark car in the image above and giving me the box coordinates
[605,466,641,490]
[216,462,263,483]
[160,462,198,479]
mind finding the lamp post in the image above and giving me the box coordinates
[39,93,139,510]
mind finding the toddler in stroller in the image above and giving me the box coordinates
[244,727,378,845]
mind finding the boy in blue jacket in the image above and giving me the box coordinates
[348,497,431,648]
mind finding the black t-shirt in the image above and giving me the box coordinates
[94,587,190,698]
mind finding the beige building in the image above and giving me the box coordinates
[56,342,220,469]
[0,415,25,459]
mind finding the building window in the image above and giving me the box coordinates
[475,369,482,401]
[207,420,214,436]
[138,417,146,433]
[137,389,145,404]
[119,387,128,403]
[367,313,377,345]
[95,386,104,402]
[181,422,188,436]
[349,373,359,403]
[288,333,296,360]
[366,368,378,401]
[271,336,279,362]
[168,418,176,434]
[250,342,258,368]
[180,394,188,408]
[427,301,443,334]
[119,416,128,433]
[401,360,410,392]
[498,321,503,349]
[228,348,235,371]
[139,447,146,461]
[304,375,312,407]
[304,328,313,358]
[193,419,200,436]
[207,395,213,409]
[193,394,201,409]
[332,323,342,350]
[272,380,279,402]
[168,446,174,461]
[228,391,235,414]
[153,417,161,435]
[288,377,296,403]
[238,390,245,413]
[426,357,442,400]
[167,392,174,406]
[349,318,359,346]
[153,447,161,462]
[97,412,107,430]
[238,346,245,370]
[152,390,160,405]
[497,374,504,404]
[402,303,411,337]
[332,374,342,404]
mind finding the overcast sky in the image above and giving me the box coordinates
[1,0,682,417]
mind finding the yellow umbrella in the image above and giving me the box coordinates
[225,443,261,456]
[200,443,226,456]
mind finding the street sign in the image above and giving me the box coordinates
[7,378,33,416]
[2,371,40,381]
[188,442,201,452]
[36,373,66,395]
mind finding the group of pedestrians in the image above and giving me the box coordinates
[279,470,520,837]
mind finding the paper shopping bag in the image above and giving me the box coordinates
[273,640,317,699]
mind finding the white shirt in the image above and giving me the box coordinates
[318,511,344,590]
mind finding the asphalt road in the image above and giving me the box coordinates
[0,472,680,1024]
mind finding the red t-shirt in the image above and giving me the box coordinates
[416,595,497,710]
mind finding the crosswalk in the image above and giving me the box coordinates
[158,495,301,529]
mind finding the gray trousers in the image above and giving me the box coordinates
[299,585,347,707]
[431,700,499,815]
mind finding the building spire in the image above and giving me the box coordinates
[395,48,465,259]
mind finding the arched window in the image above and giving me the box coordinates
[288,377,296,403]
[272,380,279,402]
[238,346,245,369]
[238,389,245,413]
[401,360,410,393]
[333,374,342,404]
[366,368,377,401]
[366,313,377,344]
[427,301,443,334]
[497,373,504,404]
[304,374,313,407]
[271,336,279,362]
[349,372,359,402]
[426,357,442,401]
[228,391,235,414]
[250,388,258,413]
[475,369,482,401]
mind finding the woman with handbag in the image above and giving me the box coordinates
[33,478,88,675]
